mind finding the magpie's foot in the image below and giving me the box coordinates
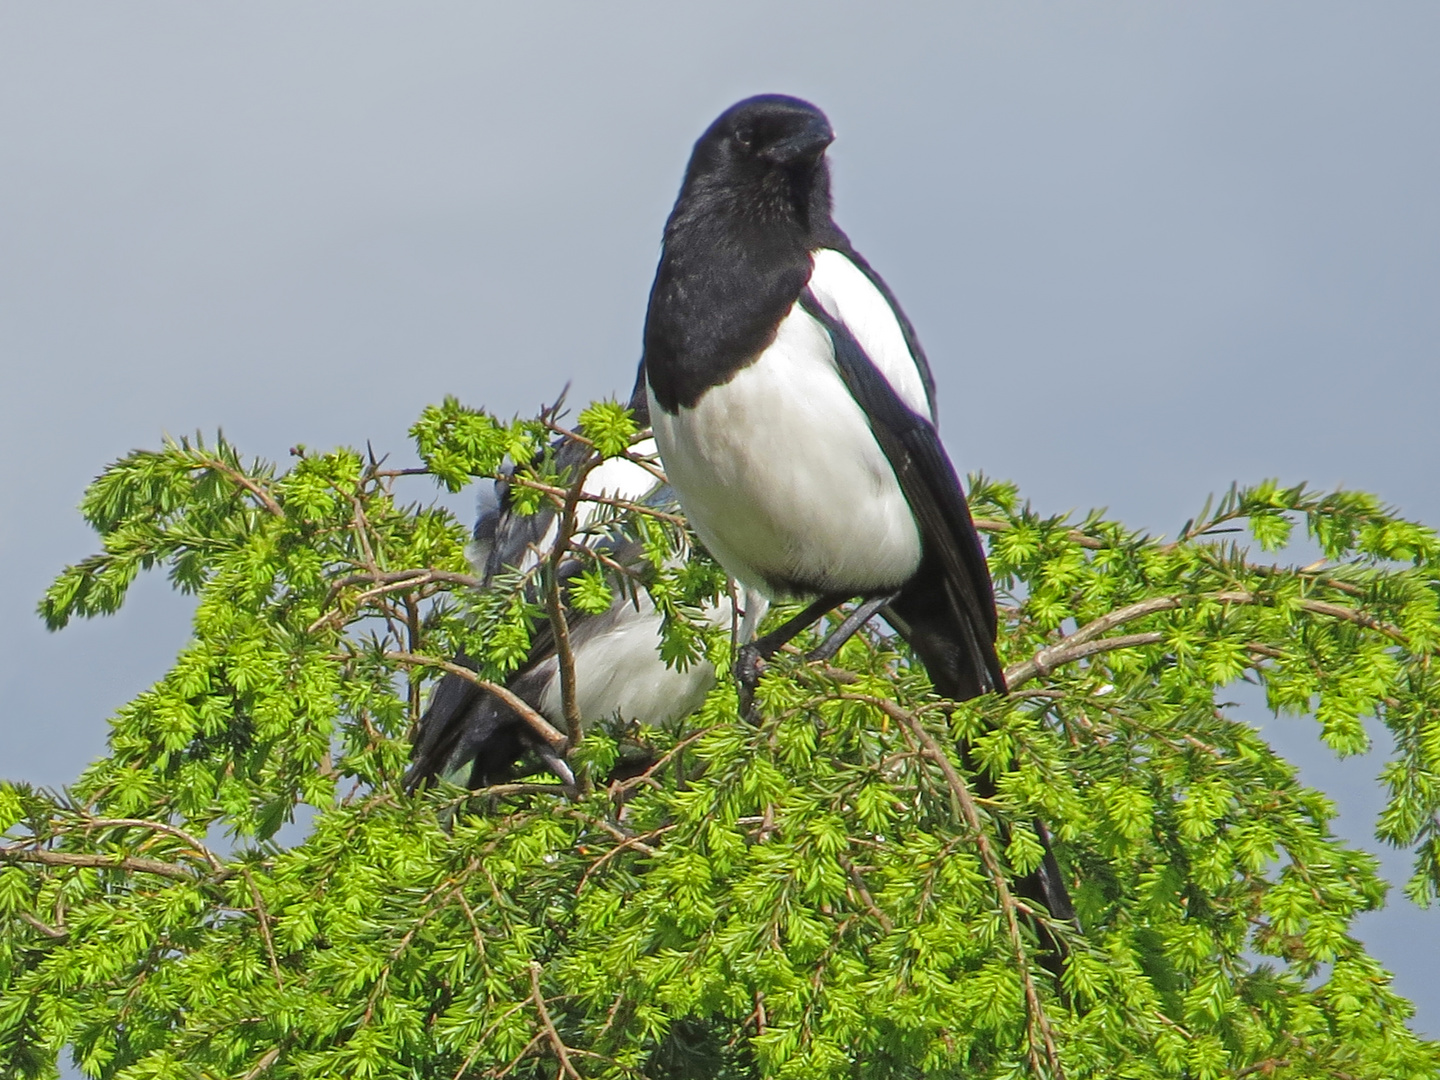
[735,643,766,721]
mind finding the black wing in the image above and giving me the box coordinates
[798,289,1005,701]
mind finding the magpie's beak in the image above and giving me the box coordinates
[760,118,835,166]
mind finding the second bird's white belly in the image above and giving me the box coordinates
[650,303,922,599]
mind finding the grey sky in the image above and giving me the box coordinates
[3,1,1438,1035]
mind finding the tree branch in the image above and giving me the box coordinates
[1006,633,1166,688]
[240,865,284,988]
[529,961,583,1080]
[508,475,688,528]
[0,846,196,881]
[384,651,568,750]
[838,853,894,933]
[834,693,1065,1079]
[239,1046,281,1080]
[1004,589,1405,689]
[18,911,67,939]
[973,517,1105,551]
[84,817,225,873]
[199,458,284,518]
[542,456,601,751]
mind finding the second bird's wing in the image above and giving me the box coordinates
[406,434,674,790]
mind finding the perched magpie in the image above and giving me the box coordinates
[406,417,766,791]
[639,95,1075,927]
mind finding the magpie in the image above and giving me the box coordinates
[406,411,766,791]
[639,94,1075,929]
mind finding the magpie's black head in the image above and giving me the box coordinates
[682,95,835,207]
[716,94,834,167]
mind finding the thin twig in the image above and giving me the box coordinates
[199,459,284,518]
[508,476,688,528]
[529,961,582,1080]
[835,693,1065,1079]
[84,817,225,873]
[384,651,567,750]
[240,866,284,988]
[575,825,673,894]
[452,1001,531,1080]
[308,568,484,632]
[1005,633,1165,688]
[542,455,603,749]
[18,911,67,939]
[1004,588,1406,688]
[239,1046,281,1080]
[838,853,894,933]
[609,728,714,796]
[973,518,1105,551]
[0,846,195,881]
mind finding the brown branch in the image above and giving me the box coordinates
[85,817,225,873]
[609,728,714,796]
[240,866,284,988]
[835,694,1064,1079]
[1298,598,1406,641]
[575,824,672,894]
[452,1001,532,1080]
[495,1033,547,1080]
[1004,588,1407,689]
[325,567,483,595]
[239,1046,281,1080]
[18,911,67,939]
[384,651,567,751]
[466,782,575,799]
[543,459,600,750]
[973,517,1105,551]
[0,846,196,881]
[509,476,688,528]
[838,853,894,933]
[1006,633,1166,688]
[571,814,661,857]
[619,447,669,488]
[308,568,485,633]
[529,961,583,1080]
[200,459,284,518]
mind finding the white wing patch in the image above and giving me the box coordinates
[807,249,933,421]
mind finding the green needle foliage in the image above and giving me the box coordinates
[4,397,1440,1079]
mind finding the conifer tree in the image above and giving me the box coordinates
[3,397,1439,1079]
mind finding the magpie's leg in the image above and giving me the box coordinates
[736,593,846,715]
[805,593,897,664]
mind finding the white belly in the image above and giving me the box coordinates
[649,303,922,599]
[534,587,765,727]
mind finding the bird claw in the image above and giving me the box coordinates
[536,744,580,797]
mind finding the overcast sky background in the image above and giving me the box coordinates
[2,1,1438,1039]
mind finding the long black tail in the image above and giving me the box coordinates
[884,581,1077,958]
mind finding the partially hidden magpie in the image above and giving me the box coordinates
[406,413,767,792]
[639,94,1075,929]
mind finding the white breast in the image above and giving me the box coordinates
[649,301,923,599]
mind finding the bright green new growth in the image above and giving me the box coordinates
[3,398,1440,1079]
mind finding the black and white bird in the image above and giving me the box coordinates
[406,413,766,791]
[639,94,1074,925]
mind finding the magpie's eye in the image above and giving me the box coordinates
[734,127,753,150]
